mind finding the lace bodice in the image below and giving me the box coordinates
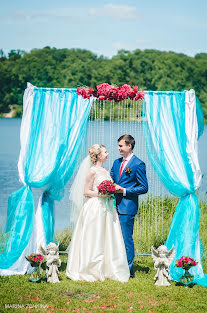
[91,167,112,192]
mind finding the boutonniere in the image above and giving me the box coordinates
[125,168,132,175]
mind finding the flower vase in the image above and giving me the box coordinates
[29,264,43,283]
[180,269,194,285]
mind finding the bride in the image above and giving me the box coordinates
[66,144,130,282]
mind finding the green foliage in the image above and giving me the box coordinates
[0,47,206,121]
[56,228,72,251]
[12,105,23,118]
[134,196,179,253]
[58,196,207,261]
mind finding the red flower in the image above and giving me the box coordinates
[88,87,93,94]
[139,90,145,100]
[98,95,106,101]
[133,85,138,93]
[120,84,133,98]
[81,89,89,99]
[133,94,140,101]
[77,84,144,102]
[176,260,182,267]
[134,91,145,101]
[98,180,116,195]
[176,256,197,269]
[129,91,135,99]
[125,168,132,175]
[76,87,82,95]
[97,83,112,96]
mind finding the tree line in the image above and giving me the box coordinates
[0,47,206,121]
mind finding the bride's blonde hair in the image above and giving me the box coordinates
[89,144,105,164]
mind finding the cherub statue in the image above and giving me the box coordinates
[151,245,175,286]
[39,242,61,283]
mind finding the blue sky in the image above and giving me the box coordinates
[0,0,207,58]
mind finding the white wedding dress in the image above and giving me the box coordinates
[66,167,130,282]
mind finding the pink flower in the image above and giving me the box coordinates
[88,87,93,94]
[134,91,145,101]
[133,85,138,93]
[176,261,182,267]
[176,256,197,269]
[77,83,144,102]
[139,90,145,99]
[98,95,106,101]
[32,257,38,261]
[134,94,140,101]
[81,89,89,99]
[76,87,82,95]
[120,84,133,98]
[129,91,135,99]
[97,83,112,96]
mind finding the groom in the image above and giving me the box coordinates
[110,134,148,278]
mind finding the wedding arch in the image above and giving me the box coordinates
[0,82,206,287]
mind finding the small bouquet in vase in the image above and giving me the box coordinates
[98,180,116,197]
[25,253,46,282]
[26,253,46,267]
[176,256,197,285]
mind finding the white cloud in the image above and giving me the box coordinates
[89,3,138,20]
[0,4,138,24]
[0,8,91,24]
[112,40,146,52]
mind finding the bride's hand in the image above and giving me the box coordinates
[114,185,124,193]
[98,193,111,198]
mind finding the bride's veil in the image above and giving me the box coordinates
[69,155,93,230]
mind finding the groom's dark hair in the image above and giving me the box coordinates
[118,134,135,150]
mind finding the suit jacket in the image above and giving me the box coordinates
[110,155,148,215]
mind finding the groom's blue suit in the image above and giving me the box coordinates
[110,155,148,277]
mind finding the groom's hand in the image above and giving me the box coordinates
[115,185,124,193]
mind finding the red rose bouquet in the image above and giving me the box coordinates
[176,256,197,271]
[98,180,116,196]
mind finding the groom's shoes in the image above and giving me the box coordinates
[130,269,134,278]
[130,268,134,278]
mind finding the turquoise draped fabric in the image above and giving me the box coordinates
[143,90,207,287]
[0,86,92,269]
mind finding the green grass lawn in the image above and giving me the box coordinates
[0,254,207,313]
[1,198,207,313]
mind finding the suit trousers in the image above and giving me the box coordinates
[118,213,135,277]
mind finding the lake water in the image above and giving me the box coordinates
[0,118,206,231]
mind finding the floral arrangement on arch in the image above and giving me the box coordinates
[76,83,144,102]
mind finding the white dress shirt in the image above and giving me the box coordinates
[120,153,134,196]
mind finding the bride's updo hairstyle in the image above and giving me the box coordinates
[89,144,105,164]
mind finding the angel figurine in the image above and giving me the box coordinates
[151,245,175,286]
[39,242,61,283]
